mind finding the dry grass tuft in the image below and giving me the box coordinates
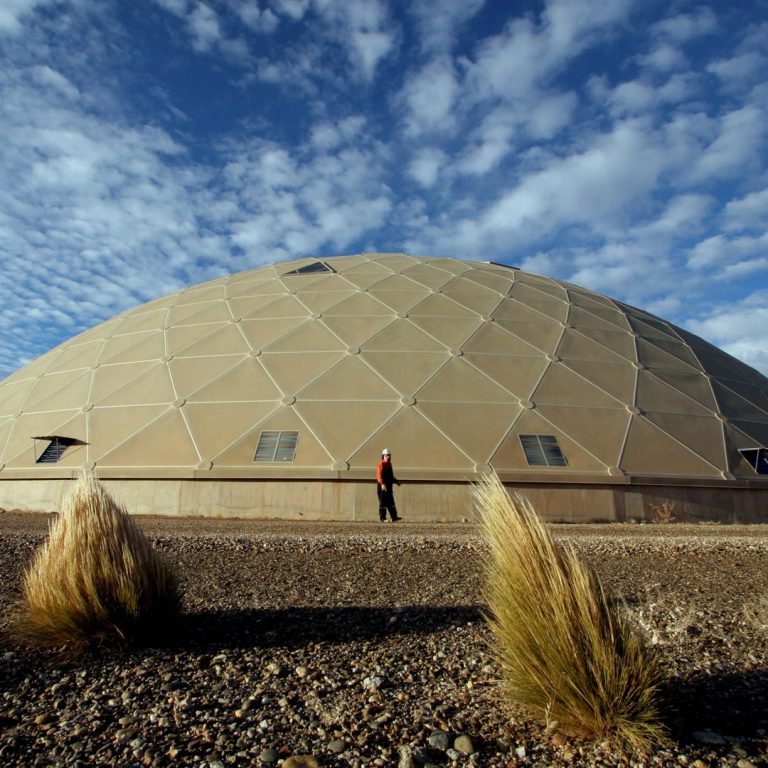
[475,473,665,752]
[13,472,181,651]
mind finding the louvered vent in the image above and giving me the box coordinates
[519,435,568,467]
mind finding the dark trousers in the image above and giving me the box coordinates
[377,484,398,520]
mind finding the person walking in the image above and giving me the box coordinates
[376,448,401,521]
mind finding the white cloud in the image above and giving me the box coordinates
[0,0,53,34]
[724,188,768,232]
[408,148,446,188]
[236,1,280,33]
[686,292,768,375]
[401,57,459,136]
[639,43,688,73]
[410,0,485,53]
[652,7,717,43]
[690,106,765,182]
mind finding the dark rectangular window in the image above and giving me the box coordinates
[519,434,568,467]
[253,430,299,462]
[35,437,80,464]
[283,261,335,275]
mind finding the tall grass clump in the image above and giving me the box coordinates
[13,472,181,651]
[476,473,664,751]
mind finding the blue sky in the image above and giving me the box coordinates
[1,0,766,379]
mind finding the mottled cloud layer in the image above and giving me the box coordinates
[0,0,766,376]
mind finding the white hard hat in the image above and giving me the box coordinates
[382,448,391,455]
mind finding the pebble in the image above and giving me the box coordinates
[692,731,726,746]
[258,748,279,763]
[282,757,320,768]
[428,730,452,750]
[454,734,477,754]
[328,738,346,753]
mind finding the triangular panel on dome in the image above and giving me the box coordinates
[460,269,513,294]
[408,292,479,318]
[627,315,680,343]
[683,337,755,383]
[187,356,282,402]
[90,361,157,403]
[297,356,400,401]
[492,409,606,472]
[557,328,629,364]
[351,407,474,470]
[337,260,392,281]
[296,400,400,460]
[362,351,450,397]
[644,411,726,470]
[491,319,563,354]
[535,405,629,466]
[185,402,279,460]
[567,288,621,311]
[408,316,483,349]
[421,257,471,275]
[573,303,628,331]
[87,404,168,459]
[320,315,393,348]
[0,379,35,418]
[533,364,624,408]
[95,363,175,406]
[44,340,104,374]
[364,320,448,352]
[99,331,165,365]
[650,369,717,411]
[462,322,542,356]
[172,324,250,358]
[213,409,332,467]
[569,305,628,334]
[319,254,370,272]
[729,419,768,447]
[636,370,712,415]
[169,300,231,327]
[493,298,559,326]
[169,355,243,399]
[114,309,168,336]
[228,293,291,320]
[561,360,636,404]
[507,281,560,303]
[227,277,284,299]
[464,353,547,400]
[238,317,307,350]
[712,381,768,422]
[24,370,93,413]
[66,318,122,348]
[322,292,392,316]
[637,338,698,372]
[97,408,199,467]
[418,401,521,464]
[417,357,516,403]
[367,274,428,293]
[0,418,13,462]
[174,283,227,305]
[264,322,347,353]
[719,378,768,416]
[400,263,455,291]
[366,291,429,313]
[621,415,721,476]
[253,294,309,319]
[259,351,346,396]
[576,326,636,360]
[295,289,357,314]
[366,253,418,272]
[516,274,566,300]
[439,278,503,315]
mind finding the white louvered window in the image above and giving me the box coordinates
[519,434,568,467]
[253,431,299,462]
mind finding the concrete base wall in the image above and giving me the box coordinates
[0,478,765,523]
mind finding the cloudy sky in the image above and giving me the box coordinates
[1,0,767,379]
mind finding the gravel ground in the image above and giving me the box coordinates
[1,512,767,768]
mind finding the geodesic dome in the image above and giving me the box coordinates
[1,254,766,520]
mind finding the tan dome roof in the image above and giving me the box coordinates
[1,253,767,484]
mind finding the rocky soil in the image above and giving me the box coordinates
[0,512,767,768]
